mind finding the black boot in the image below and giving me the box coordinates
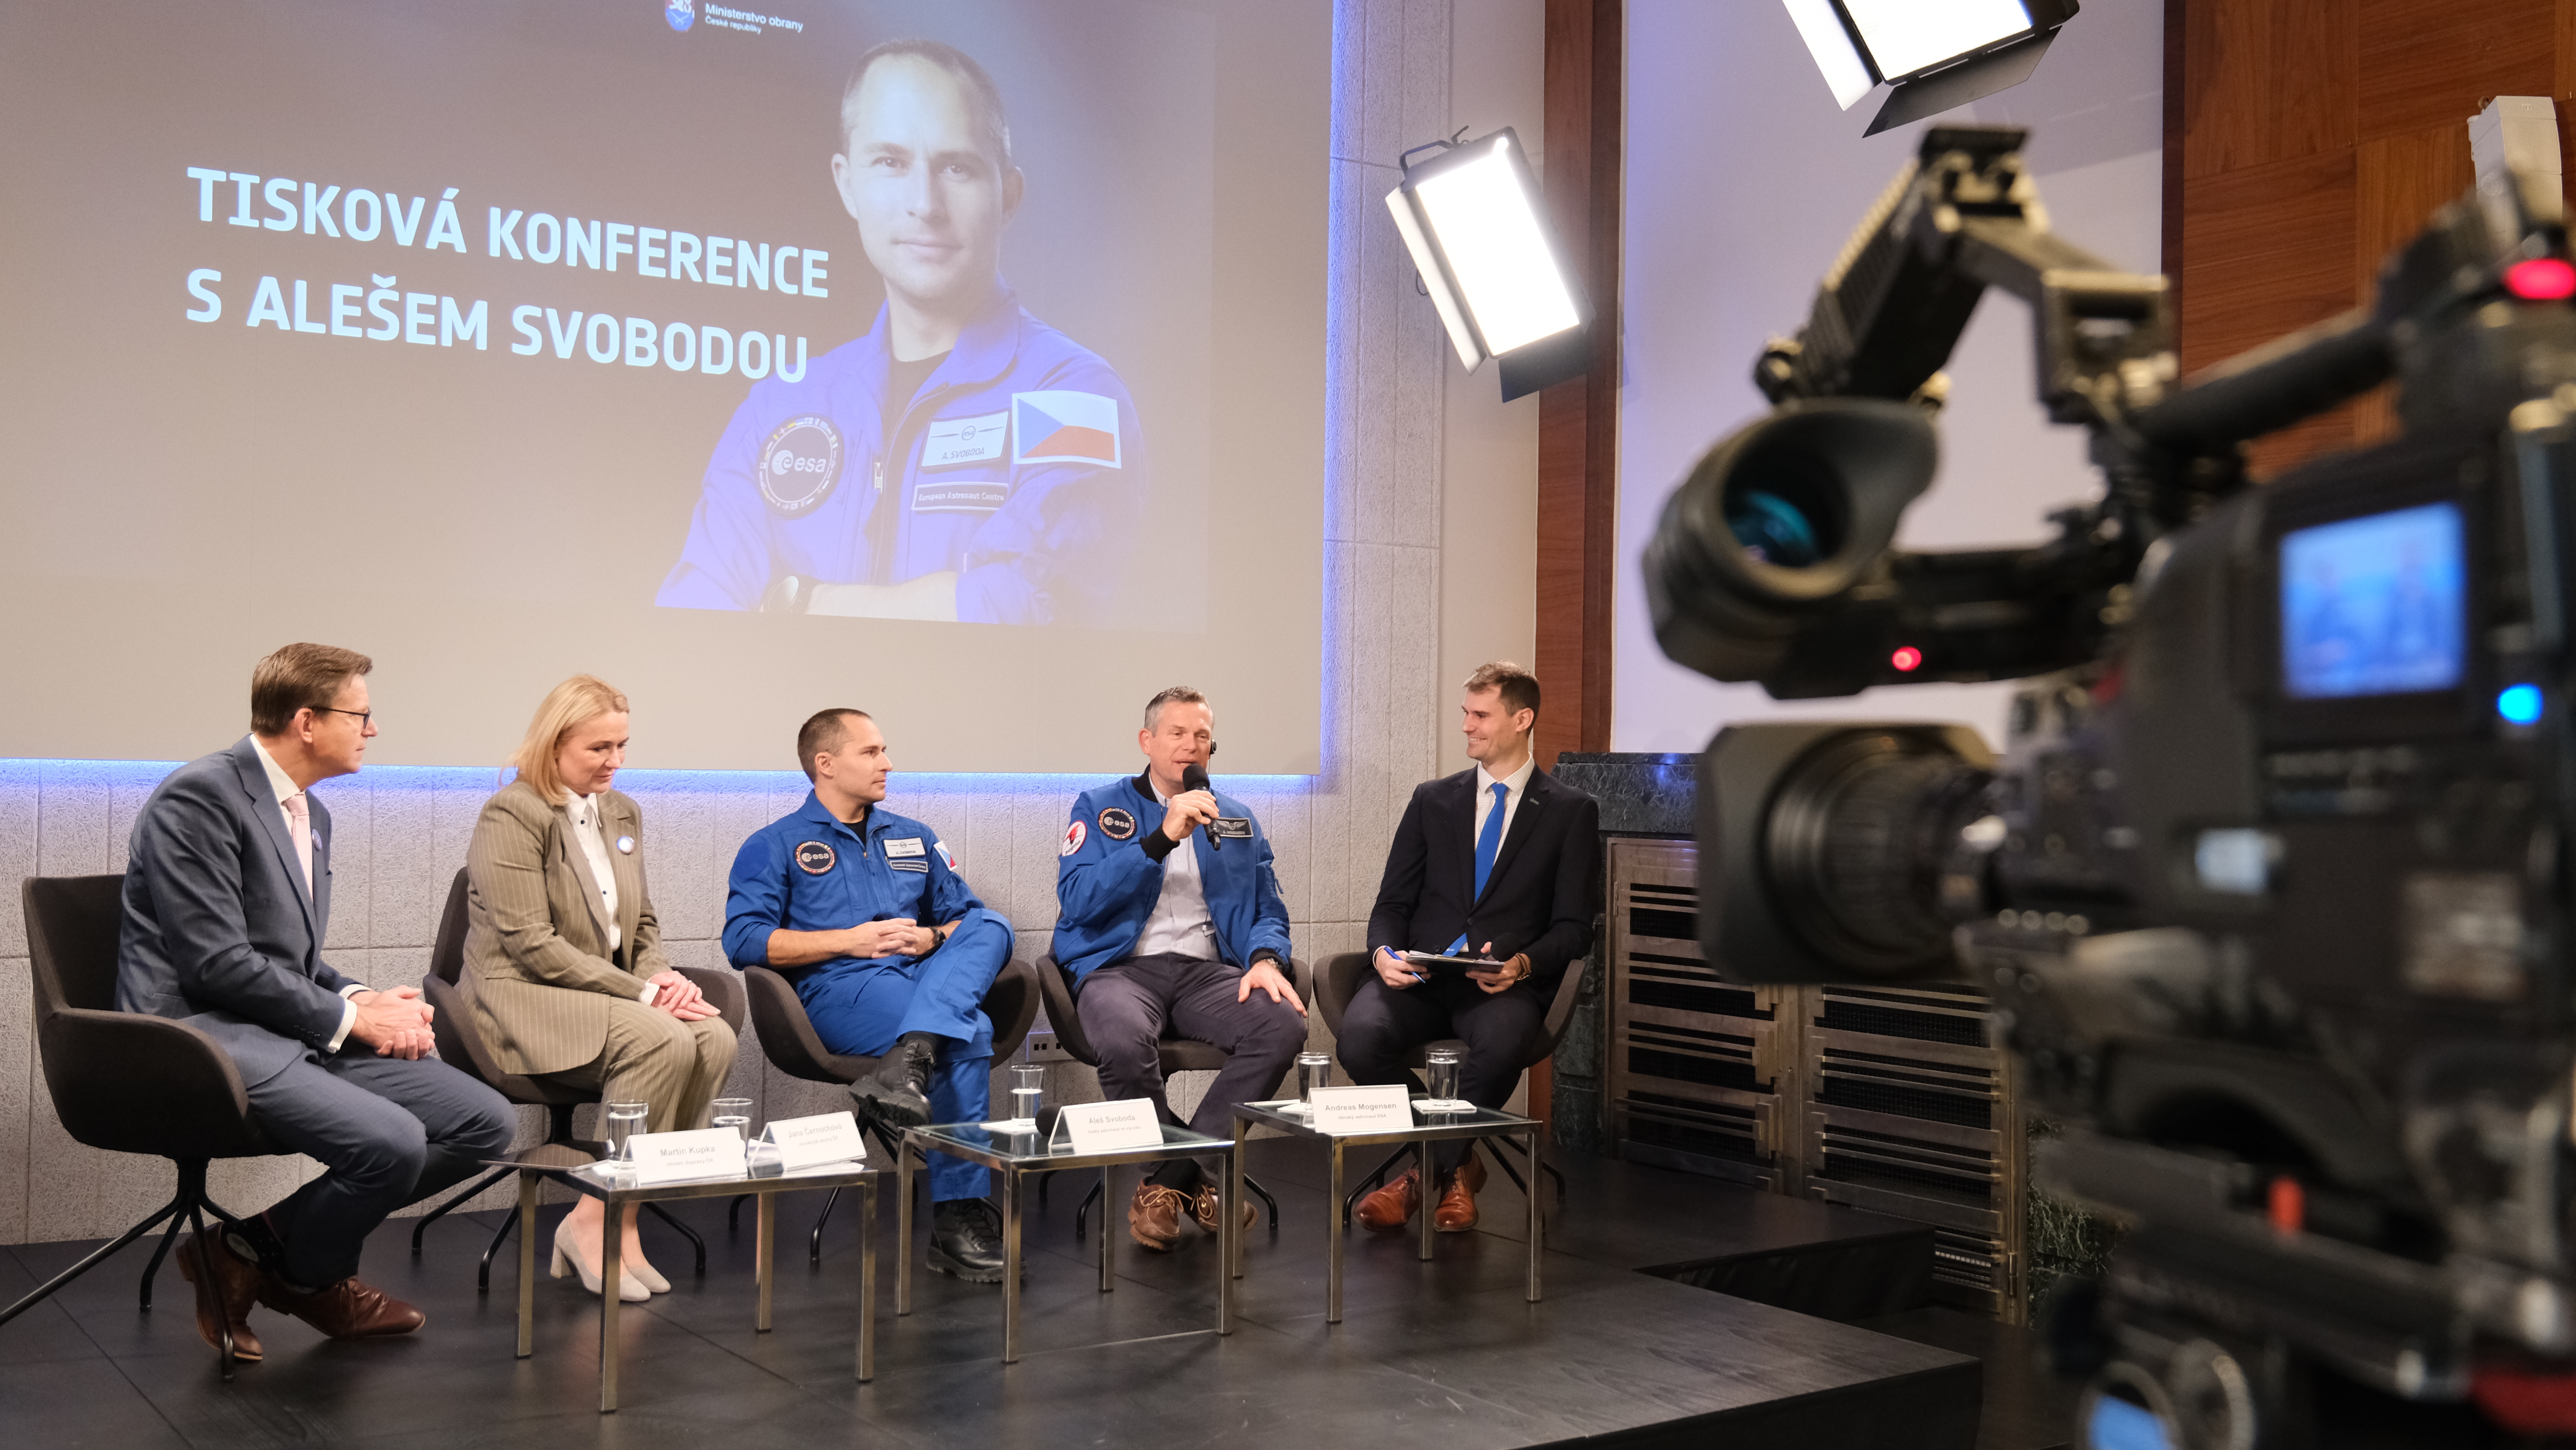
[848,1033,938,1130]
[928,1198,1007,1283]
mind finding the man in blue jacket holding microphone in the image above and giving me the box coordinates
[1053,686,1306,1251]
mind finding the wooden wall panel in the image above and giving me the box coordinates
[2170,0,2576,477]
[2177,0,2356,180]
[1536,0,1620,769]
[2355,0,2555,142]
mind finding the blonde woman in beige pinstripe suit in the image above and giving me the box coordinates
[461,675,737,1301]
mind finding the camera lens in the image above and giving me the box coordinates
[1644,398,1935,685]
[1726,488,1828,567]
[1763,730,1994,974]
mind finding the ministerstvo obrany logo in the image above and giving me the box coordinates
[666,0,696,32]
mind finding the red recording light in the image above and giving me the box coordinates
[2507,257,2576,301]
[1890,645,1924,673]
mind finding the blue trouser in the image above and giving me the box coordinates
[797,907,1010,1200]
[244,1047,519,1288]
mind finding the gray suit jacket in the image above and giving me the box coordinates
[460,779,670,1076]
[117,737,360,1085]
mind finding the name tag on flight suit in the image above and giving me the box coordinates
[922,411,1008,467]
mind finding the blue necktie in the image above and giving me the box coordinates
[1449,781,1511,953]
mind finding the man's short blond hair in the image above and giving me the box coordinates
[1143,686,1210,732]
[510,675,629,804]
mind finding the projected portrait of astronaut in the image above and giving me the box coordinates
[656,38,1144,624]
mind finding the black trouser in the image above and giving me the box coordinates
[1337,972,1544,1175]
[1077,953,1306,1185]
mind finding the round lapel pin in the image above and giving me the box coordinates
[616,835,636,855]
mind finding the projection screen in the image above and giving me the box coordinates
[0,0,1327,774]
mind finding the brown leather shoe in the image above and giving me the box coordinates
[1432,1153,1488,1233]
[174,1231,263,1361]
[1354,1169,1420,1232]
[1191,1181,1256,1234]
[1128,1183,1191,1252]
[257,1273,426,1338]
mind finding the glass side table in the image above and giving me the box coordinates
[896,1120,1238,1362]
[1227,1099,1542,1323]
[491,1144,881,1412]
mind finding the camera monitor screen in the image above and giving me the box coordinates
[2278,501,2467,700]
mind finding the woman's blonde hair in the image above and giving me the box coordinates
[510,675,630,803]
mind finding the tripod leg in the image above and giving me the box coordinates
[139,1210,186,1311]
[1076,1176,1102,1241]
[1244,1174,1281,1232]
[478,1201,519,1292]
[144,1161,214,1312]
[644,1201,709,1273]
[182,1199,235,1381]
[810,1188,841,1268]
[412,1164,512,1257]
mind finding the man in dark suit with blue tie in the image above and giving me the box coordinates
[118,643,516,1360]
[1344,662,1599,1234]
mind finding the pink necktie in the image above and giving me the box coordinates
[283,793,314,898]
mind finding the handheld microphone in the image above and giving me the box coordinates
[1180,762,1219,851]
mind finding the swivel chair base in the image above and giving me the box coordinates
[0,1157,255,1381]
[408,1103,708,1290]
[724,1119,905,1265]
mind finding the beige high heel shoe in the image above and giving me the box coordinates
[623,1256,671,1294]
[551,1223,651,1302]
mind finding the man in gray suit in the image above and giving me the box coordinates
[118,643,516,1360]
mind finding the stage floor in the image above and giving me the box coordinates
[2,1142,1991,1450]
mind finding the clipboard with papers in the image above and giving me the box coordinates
[1402,951,1504,975]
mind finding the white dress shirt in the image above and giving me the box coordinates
[564,792,654,1002]
[249,736,369,1051]
[1132,780,1220,961]
[1473,750,1537,857]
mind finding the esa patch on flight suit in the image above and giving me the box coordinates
[760,415,844,517]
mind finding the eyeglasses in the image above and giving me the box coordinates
[311,706,374,727]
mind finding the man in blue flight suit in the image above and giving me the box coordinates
[1055,687,1307,1252]
[724,707,1012,1282]
[656,37,1142,626]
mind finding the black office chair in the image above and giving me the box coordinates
[731,958,1041,1263]
[1033,952,1305,1238]
[2,874,282,1379]
[407,867,746,1288]
[1312,949,1580,1216]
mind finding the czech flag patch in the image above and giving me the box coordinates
[1012,390,1122,469]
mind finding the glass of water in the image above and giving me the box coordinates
[710,1097,753,1142]
[1009,1064,1045,1123]
[604,1100,650,1162]
[1296,1052,1332,1111]
[1423,1049,1466,1112]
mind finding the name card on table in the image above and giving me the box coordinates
[1048,1098,1164,1154]
[1308,1085,1414,1135]
[625,1127,749,1186]
[760,1111,868,1172]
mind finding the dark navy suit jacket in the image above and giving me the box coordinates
[117,737,361,1085]
[1366,767,1601,995]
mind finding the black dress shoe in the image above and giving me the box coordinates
[927,1197,1007,1282]
[849,1033,937,1130]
